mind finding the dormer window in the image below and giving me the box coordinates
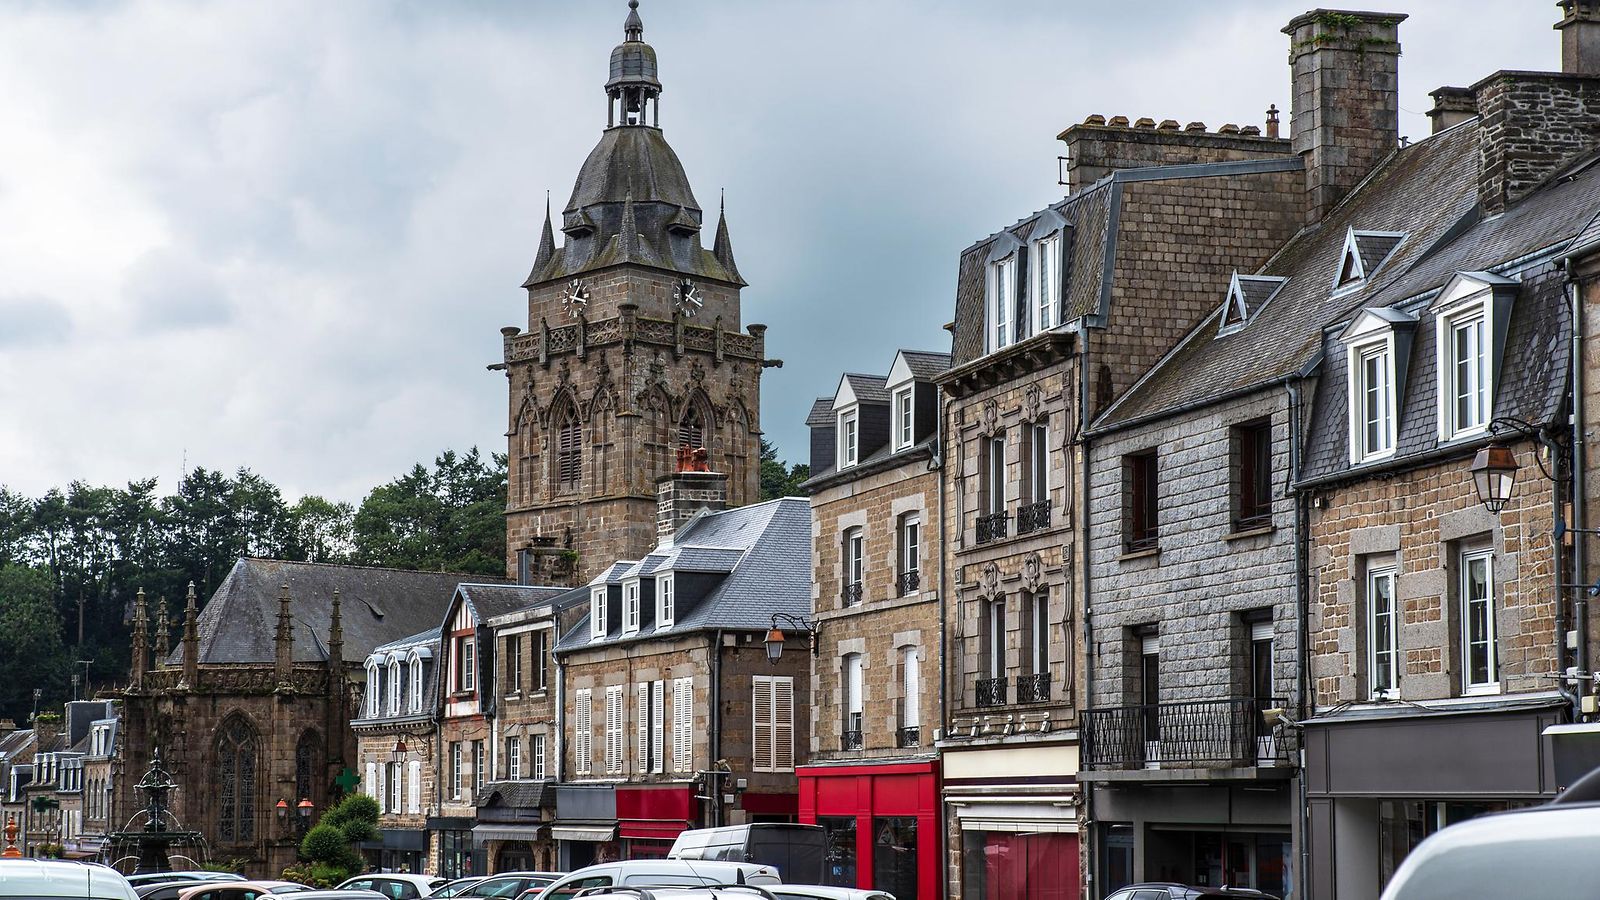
[622,578,641,635]
[838,409,859,469]
[893,387,913,450]
[1343,308,1417,465]
[387,657,402,716]
[1333,228,1405,294]
[1217,273,1288,337]
[657,573,675,628]
[365,660,383,718]
[1433,271,1517,441]
[988,254,1017,352]
[1033,232,1060,333]
[590,586,608,639]
[409,658,424,714]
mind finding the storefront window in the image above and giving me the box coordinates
[439,829,477,879]
[961,830,1079,900]
[1100,825,1134,895]
[626,838,674,859]
[1144,829,1288,897]
[873,817,918,900]
[1377,800,1530,891]
[820,816,858,887]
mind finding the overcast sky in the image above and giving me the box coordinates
[0,0,1554,502]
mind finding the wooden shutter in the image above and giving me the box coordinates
[752,677,774,772]
[674,677,693,772]
[408,760,421,813]
[773,677,794,771]
[365,762,377,801]
[652,680,665,774]
[574,689,591,776]
[637,683,650,772]
[375,763,386,814]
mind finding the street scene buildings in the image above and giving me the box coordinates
[9,2,1600,900]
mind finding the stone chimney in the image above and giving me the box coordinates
[32,712,61,749]
[656,455,728,543]
[1473,67,1600,215]
[1283,10,1407,222]
[1559,0,1600,74]
[1428,86,1476,134]
[0,720,15,743]
[1058,115,1292,194]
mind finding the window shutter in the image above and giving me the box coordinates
[674,677,693,772]
[408,760,421,813]
[652,680,666,774]
[773,677,794,771]
[574,689,592,776]
[752,677,774,772]
[376,763,386,814]
[637,683,650,772]
[365,761,377,800]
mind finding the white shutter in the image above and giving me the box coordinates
[673,677,693,772]
[774,677,794,771]
[376,763,387,814]
[637,683,650,772]
[575,689,592,776]
[904,651,921,728]
[408,760,422,813]
[652,681,666,774]
[365,761,377,800]
[752,677,774,772]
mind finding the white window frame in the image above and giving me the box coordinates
[507,736,521,780]
[407,759,422,813]
[656,573,675,628]
[409,658,424,714]
[590,586,607,639]
[450,742,462,799]
[984,433,1007,515]
[1028,422,1049,504]
[900,647,920,729]
[844,527,864,600]
[366,663,381,718]
[622,579,641,635]
[532,734,547,781]
[1029,590,1049,675]
[573,689,592,776]
[459,637,476,693]
[1437,299,1492,441]
[503,635,522,697]
[988,254,1016,352]
[673,677,694,772]
[838,409,859,469]
[1367,566,1399,699]
[474,740,485,795]
[894,387,914,450]
[387,761,402,813]
[1033,232,1059,334]
[1460,549,1500,694]
[637,680,665,774]
[900,514,920,579]
[844,654,865,737]
[1347,335,1398,464]
[387,659,402,716]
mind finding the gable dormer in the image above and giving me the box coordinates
[885,350,950,450]
[832,373,890,470]
[1217,273,1289,336]
[1431,270,1519,441]
[1341,306,1419,464]
[1333,228,1406,293]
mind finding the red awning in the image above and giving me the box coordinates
[619,820,689,841]
[739,792,798,816]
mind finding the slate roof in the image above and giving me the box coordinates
[1096,122,1485,431]
[0,729,34,760]
[840,373,890,405]
[804,398,834,427]
[566,127,698,214]
[174,559,507,667]
[899,350,954,380]
[455,584,571,627]
[354,628,443,727]
[1235,275,1287,315]
[558,497,812,651]
[1351,231,1406,276]
[477,780,554,812]
[800,433,937,493]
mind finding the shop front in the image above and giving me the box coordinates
[617,785,696,858]
[1089,782,1293,897]
[797,760,939,900]
[1303,699,1564,900]
[428,816,483,879]
[943,742,1081,900]
[364,828,428,874]
[554,784,620,870]
[475,782,556,872]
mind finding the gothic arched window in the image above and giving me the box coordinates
[295,731,320,807]
[678,404,706,452]
[216,716,259,844]
[554,403,582,494]
[517,408,537,507]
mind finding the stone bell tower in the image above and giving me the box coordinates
[498,0,772,585]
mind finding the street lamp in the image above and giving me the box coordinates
[276,799,289,822]
[764,613,817,663]
[1470,440,1521,513]
[389,739,409,764]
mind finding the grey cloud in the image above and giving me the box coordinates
[124,248,233,331]
[0,293,71,347]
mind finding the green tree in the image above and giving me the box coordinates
[0,564,69,719]
[283,496,355,563]
[351,448,505,575]
[293,792,380,885]
[759,439,811,501]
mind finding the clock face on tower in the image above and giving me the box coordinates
[674,277,702,318]
[560,279,591,318]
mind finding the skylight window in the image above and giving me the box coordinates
[1333,228,1406,294]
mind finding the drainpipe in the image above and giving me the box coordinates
[709,630,723,828]
[1078,334,1097,898]
[935,385,950,900]
[1567,266,1591,705]
[554,653,566,782]
[1286,379,1311,900]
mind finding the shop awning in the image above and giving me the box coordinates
[472,824,548,842]
[619,821,687,841]
[551,825,617,842]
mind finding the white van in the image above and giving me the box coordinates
[537,861,779,900]
[0,859,140,900]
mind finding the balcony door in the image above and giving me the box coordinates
[1251,620,1275,765]
[1140,632,1160,768]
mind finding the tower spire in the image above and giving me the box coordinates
[130,588,149,690]
[624,0,643,42]
[607,0,661,127]
[620,190,640,258]
[531,192,556,277]
[713,191,741,282]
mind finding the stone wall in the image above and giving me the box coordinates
[1059,121,1290,193]
[1307,447,1558,705]
[1475,71,1600,215]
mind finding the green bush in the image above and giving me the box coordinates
[300,824,348,862]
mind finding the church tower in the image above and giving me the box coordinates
[500,0,770,584]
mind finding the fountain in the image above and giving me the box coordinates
[104,748,207,874]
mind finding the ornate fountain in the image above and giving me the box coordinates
[105,748,206,873]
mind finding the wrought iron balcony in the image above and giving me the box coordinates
[975,676,1008,708]
[841,730,864,751]
[976,512,1010,544]
[840,583,863,607]
[1081,697,1289,770]
[1016,500,1052,534]
[896,726,921,748]
[896,571,920,596]
[1016,671,1052,703]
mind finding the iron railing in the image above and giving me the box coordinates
[1016,500,1052,534]
[840,583,863,607]
[976,512,1010,543]
[1016,672,1052,703]
[897,571,921,596]
[975,676,1008,708]
[1081,697,1289,770]
[896,726,921,748]
[841,730,864,751]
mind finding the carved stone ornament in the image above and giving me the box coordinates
[1022,383,1043,423]
[1021,551,1042,592]
[688,358,707,385]
[980,561,1001,598]
[560,278,591,319]
[674,277,702,318]
[981,398,1000,436]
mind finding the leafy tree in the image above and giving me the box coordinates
[0,564,69,719]
[283,496,355,564]
[759,439,811,501]
[351,448,506,575]
[294,792,379,884]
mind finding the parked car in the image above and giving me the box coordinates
[0,859,138,900]
[337,875,447,900]
[177,881,315,900]
[429,879,486,900]
[141,881,257,900]
[277,892,388,900]
[129,874,248,888]
[456,872,559,899]
[1103,885,1276,900]
[768,887,895,900]
[538,861,781,900]
[668,825,826,884]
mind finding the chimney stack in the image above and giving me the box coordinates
[1427,86,1477,134]
[656,452,728,543]
[1283,10,1407,222]
[1559,0,1600,75]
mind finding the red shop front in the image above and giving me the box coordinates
[797,761,940,900]
[617,785,696,858]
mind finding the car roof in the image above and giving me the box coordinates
[0,860,140,900]
[1380,803,1600,899]
[768,887,895,900]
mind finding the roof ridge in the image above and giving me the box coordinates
[240,556,507,580]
